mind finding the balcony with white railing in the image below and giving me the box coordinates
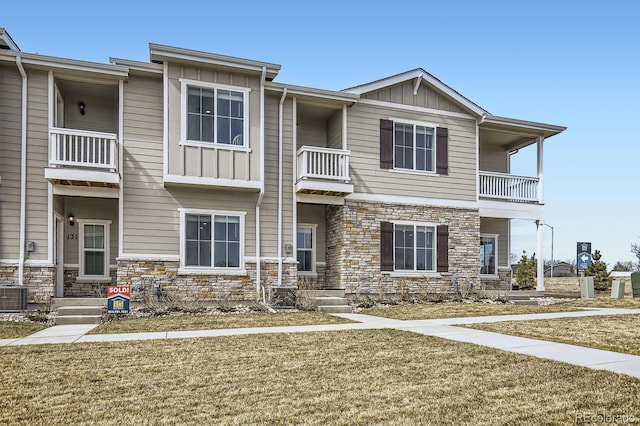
[295,146,353,196]
[479,171,540,203]
[44,127,120,187]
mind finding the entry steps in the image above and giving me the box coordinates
[297,289,352,314]
[52,298,105,325]
[506,291,543,306]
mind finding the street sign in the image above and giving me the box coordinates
[577,242,592,270]
[107,285,130,314]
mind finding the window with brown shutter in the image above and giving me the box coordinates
[380,119,394,169]
[436,127,448,175]
[437,225,449,272]
[380,221,394,271]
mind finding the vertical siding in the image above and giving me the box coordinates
[166,63,260,182]
[0,64,22,260]
[24,69,50,261]
[347,102,477,201]
[362,82,465,114]
[480,218,509,267]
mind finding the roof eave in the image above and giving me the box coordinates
[0,50,129,78]
[149,43,281,80]
[265,82,359,104]
[482,115,567,138]
[0,28,20,51]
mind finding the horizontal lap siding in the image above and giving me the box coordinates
[297,203,326,263]
[480,218,509,267]
[347,103,477,201]
[479,144,508,173]
[0,65,22,259]
[25,70,50,261]
[123,75,258,256]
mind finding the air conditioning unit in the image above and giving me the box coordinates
[0,285,28,312]
[269,286,296,308]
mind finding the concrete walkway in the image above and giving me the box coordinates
[2,308,639,379]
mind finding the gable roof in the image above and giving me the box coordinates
[0,28,20,51]
[343,68,489,117]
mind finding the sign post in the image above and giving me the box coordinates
[576,242,592,271]
[107,285,130,314]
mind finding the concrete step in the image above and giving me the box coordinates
[55,315,102,325]
[52,297,106,308]
[511,299,540,306]
[507,294,532,301]
[57,306,103,316]
[298,289,346,298]
[317,305,352,314]
[312,296,349,306]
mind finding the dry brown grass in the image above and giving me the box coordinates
[466,314,640,356]
[89,311,353,335]
[362,302,582,320]
[0,322,49,339]
[1,330,639,425]
[563,297,640,309]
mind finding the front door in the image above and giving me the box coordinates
[55,215,64,297]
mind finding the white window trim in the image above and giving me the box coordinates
[296,223,317,275]
[180,78,250,149]
[480,233,499,277]
[78,220,111,280]
[390,117,438,174]
[178,208,246,274]
[392,220,437,273]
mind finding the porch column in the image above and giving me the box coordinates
[536,220,545,292]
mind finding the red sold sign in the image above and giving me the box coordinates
[107,285,130,298]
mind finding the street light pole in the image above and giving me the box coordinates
[543,223,554,277]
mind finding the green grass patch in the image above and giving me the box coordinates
[0,321,49,339]
[89,311,353,334]
[362,302,582,320]
[1,329,639,424]
[465,314,640,355]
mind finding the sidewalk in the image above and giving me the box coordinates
[2,308,640,379]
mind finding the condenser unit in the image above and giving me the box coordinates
[0,285,28,312]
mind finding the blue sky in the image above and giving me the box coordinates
[4,1,639,265]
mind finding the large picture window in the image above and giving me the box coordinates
[394,223,435,271]
[480,235,497,275]
[79,221,110,278]
[181,79,249,147]
[181,209,244,271]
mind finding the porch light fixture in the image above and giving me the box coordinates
[78,101,85,115]
[68,213,75,227]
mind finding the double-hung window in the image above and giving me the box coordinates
[181,79,249,147]
[79,221,110,279]
[394,223,436,271]
[480,235,497,275]
[181,209,244,271]
[296,225,316,273]
[394,122,436,172]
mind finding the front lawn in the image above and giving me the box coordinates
[89,311,353,334]
[465,314,640,356]
[0,321,49,339]
[1,330,639,424]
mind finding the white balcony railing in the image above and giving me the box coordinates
[479,171,539,203]
[49,127,118,171]
[297,146,350,182]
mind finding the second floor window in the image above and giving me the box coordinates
[394,122,435,172]
[182,80,249,147]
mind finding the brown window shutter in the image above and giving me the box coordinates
[380,221,394,271]
[437,225,449,272]
[436,127,448,175]
[380,119,394,169]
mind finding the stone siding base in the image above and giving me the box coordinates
[63,268,117,297]
[480,268,512,290]
[0,263,55,303]
[297,264,326,290]
[117,258,298,302]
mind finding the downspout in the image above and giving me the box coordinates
[16,56,27,286]
[277,88,287,287]
[256,67,266,302]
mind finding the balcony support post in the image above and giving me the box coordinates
[537,136,544,204]
[536,220,545,292]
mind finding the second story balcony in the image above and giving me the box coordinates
[295,146,353,197]
[45,127,120,188]
[479,171,539,203]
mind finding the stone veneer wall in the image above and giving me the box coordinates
[0,264,55,302]
[327,200,480,296]
[117,258,298,302]
[480,267,512,290]
[63,268,117,297]
[297,264,326,290]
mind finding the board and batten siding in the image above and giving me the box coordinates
[261,94,294,257]
[122,74,260,257]
[480,218,509,267]
[0,64,22,260]
[166,63,261,182]
[347,102,477,201]
[362,81,465,114]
